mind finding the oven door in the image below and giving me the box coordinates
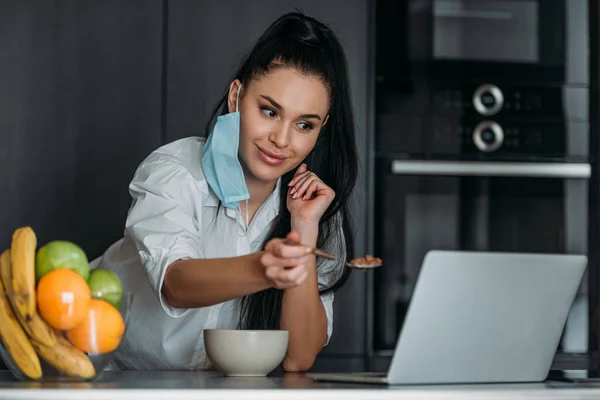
[432,0,563,65]
[372,159,591,360]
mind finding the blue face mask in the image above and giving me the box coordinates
[201,85,250,216]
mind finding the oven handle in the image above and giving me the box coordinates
[391,160,591,179]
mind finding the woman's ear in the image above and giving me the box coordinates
[227,79,243,113]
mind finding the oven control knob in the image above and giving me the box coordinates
[473,121,504,152]
[473,84,504,116]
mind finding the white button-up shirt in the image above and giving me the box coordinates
[92,137,340,371]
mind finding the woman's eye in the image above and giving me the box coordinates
[298,122,313,131]
[261,107,277,118]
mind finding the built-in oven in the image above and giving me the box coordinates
[370,0,593,371]
[371,161,591,364]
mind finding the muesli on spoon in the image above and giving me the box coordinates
[348,254,382,269]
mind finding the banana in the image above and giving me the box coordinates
[11,227,37,321]
[0,250,13,292]
[0,250,42,380]
[0,248,56,347]
[31,335,95,379]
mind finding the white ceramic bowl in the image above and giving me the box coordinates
[204,329,288,377]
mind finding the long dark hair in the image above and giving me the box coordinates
[204,12,358,330]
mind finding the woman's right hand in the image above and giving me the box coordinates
[261,231,312,289]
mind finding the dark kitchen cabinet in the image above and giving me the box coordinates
[165,0,372,371]
[0,1,164,259]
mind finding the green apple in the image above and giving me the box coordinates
[87,268,123,310]
[36,240,90,282]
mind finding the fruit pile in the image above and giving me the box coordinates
[0,226,125,380]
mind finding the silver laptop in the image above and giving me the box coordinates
[308,250,587,385]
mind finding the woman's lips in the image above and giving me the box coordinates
[257,146,287,166]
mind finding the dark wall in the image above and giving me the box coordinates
[0,0,371,372]
[0,1,164,259]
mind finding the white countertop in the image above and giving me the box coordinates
[0,371,599,400]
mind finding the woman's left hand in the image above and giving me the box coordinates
[287,163,335,225]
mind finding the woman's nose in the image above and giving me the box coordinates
[268,125,290,148]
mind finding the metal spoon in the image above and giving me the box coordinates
[284,239,382,270]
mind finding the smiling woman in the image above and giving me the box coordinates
[237,68,329,180]
[92,11,358,373]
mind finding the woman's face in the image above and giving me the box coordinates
[227,66,330,185]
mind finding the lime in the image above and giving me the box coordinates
[87,268,123,310]
[36,240,90,282]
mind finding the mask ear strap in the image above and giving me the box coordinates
[245,199,249,230]
[236,84,242,112]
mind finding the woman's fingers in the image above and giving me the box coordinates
[260,252,311,268]
[262,231,313,288]
[293,175,321,200]
[289,173,313,197]
[265,237,312,259]
[265,265,307,288]
[286,231,302,243]
[296,163,308,175]
[303,179,326,201]
[288,167,310,188]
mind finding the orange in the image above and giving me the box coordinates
[66,299,125,354]
[36,269,91,330]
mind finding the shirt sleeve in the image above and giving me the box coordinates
[317,214,347,346]
[125,155,204,318]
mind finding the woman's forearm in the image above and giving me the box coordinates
[162,252,271,308]
[280,220,329,372]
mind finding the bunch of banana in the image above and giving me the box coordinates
[0,250,41,380]
[0,226,96,380]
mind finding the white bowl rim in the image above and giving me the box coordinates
[203,329,288,333]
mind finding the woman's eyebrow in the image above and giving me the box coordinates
[259,95,322,121]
